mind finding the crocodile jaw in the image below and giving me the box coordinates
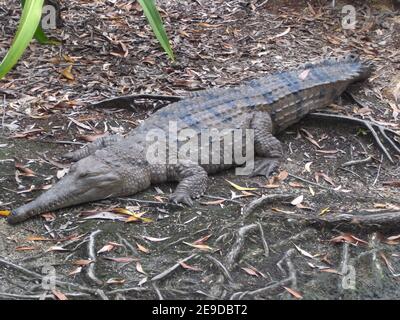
[7,156,123,224]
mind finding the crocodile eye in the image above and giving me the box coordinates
[78,171,88,178]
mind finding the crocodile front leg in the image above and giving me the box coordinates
[168,160,208,206]
[63,135,123,161]
[250,111,283,177]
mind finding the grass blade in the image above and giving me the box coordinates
[138,0,175,61]
[0,0,45,79]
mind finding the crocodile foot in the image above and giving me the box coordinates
[249,158,280,177]
[169,192,194,206]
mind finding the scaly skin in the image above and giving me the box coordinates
[7,54,373,224]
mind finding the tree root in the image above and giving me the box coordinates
[225,224,258,271]
[242,194,294,218]
[151,254,197,282]
[264,209,400,229]
[230,249,297,299]
[307,112,400,163]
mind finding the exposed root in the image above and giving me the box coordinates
[0,292,91,300]
[225,224,258,271]
[205,254,234,282]
[87,229,103,285]
[257,222,270,257]
[263,209,400,229]
[231,249,297,299]
[152,283,164,300]
[242,194,294,218]
[151,254,197,282]
[307,112,400,163]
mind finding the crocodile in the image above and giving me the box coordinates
[7,54,374,224]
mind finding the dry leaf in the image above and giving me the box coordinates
[26,236,50,241]
[68,266,82,276]
[277,170,289,181]
[52,289,68,300]
[0,210,10,217]
[142,236,170,242]
[180,262,202,271]
[73,259,93,266]
[106,278,126,285]
[183,241,213,251]
[15,163,36,176]
[136,242,150,254]
[193,234,212,245]
[226,179,258,191]
[293,244,315,259]
[291,195,304,206]
[329,233,367,246]
[136,261,147,275]
[97,244,115,254]
[61,65,75,80]
[15,246,36,251]
[283,287,303,299]
[241,267,259,277]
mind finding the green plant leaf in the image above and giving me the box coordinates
[20,0,60,45]
[138,0,175,61]
[0,0,45,79]
[33,26,61,45]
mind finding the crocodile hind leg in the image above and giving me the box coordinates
[249,112,283,177]
[63,135,123,161]
[168,160,208,206]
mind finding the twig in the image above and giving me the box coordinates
[108,287,148,294]
[87,229,103,285]
[151,254,196,282]
[373,154,383,186]
[288,173,332,190]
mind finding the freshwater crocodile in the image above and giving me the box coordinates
[8,54,375,224]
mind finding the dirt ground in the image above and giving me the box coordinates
[0,0,399,300]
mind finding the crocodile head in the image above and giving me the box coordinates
[7,154,149,224]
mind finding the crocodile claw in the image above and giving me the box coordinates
[169,193,194,206]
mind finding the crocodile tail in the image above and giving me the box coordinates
[303,53,374,82]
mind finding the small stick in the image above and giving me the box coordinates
[288,173,332,190]
[373,154,383,186]
[87,229,103,285]
[341,156,373,167]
